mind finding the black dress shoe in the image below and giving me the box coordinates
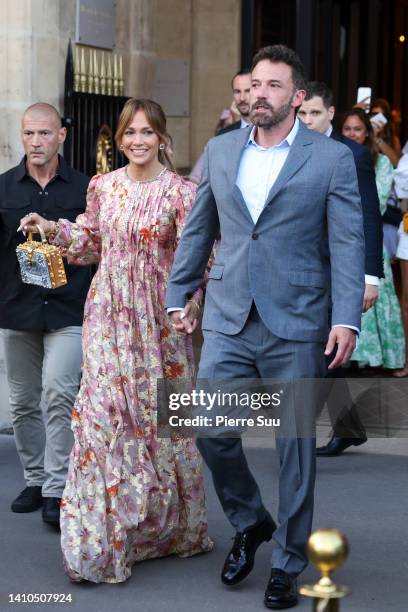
[11,486,43,513]
[221,516,276,586]
[264,568,297,609]
[316,434,367,456]
[42,497,61,527]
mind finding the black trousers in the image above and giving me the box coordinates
[325,355,366,438]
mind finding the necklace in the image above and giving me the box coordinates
[125,165,167,184]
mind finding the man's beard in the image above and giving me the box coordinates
[250,95,294,128]
[237,102,250,118]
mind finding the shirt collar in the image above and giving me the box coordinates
[240,117,251,129]
[16,154,70,183]
[16,157,28,182]
[56,155,70,182]
[324,124,333,137]
[247,117,300,151]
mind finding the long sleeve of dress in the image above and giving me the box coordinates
[173,178,205,303]
[51,174,102,265]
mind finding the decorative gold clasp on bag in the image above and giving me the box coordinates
[26,245,34,266]
[16,224,67,289]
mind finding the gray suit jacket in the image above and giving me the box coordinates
[166,121,365,342]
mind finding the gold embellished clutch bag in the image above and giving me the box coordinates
[16,224,67,289]
[403,212,408,233]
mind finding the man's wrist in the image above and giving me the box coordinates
[365,274,379,286]
[332,324,359,334]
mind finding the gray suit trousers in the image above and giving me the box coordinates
[196,306,325,576]
[2,327,82,497]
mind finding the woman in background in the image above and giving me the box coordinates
[370,98,401,167]
[342,109,405,370]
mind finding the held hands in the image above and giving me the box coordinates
[17,212,55,236]
[325,327,357,369]
[363,284,379,312]
[169,300,200,335]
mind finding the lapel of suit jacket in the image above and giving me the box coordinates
[264,121,313,207]
[229,126,255,224]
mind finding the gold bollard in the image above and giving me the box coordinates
[299,528,350,611]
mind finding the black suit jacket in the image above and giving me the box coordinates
[331,130,384,278]
[217,120,242,136]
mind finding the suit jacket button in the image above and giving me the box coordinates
[252,233,259,240]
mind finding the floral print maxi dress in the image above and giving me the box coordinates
[53,167,213,583]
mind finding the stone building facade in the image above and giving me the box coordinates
[0,0,241,173]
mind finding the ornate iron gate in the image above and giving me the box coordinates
[63,41,129,177]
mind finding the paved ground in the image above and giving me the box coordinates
[1,340,408,611]
[1,431,407,612]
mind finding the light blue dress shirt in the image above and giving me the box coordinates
[236,119,299,224]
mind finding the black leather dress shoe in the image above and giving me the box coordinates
[11,486,43,513]
[42,497,61,527]
[264,568,298,609]
[221,516,276,586]
[316,434,367,456]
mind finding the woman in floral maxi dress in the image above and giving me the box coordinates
[19,99,213,583]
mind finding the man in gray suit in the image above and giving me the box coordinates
[167,45,364,610]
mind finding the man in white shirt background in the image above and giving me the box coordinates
[189,69,252,184]
[218,69,252,134]
[298,81,384,456]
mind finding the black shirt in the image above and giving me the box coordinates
[0,156,93,330]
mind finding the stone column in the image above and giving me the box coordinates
[0,0,65,172]
[115,0,157,99]
[156,0,192,169]
[191,0,241,164]
[153,0,241,169]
